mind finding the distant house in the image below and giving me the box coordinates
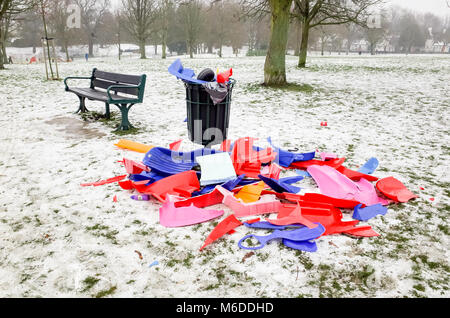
[424,39,448,53]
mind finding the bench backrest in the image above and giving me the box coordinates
[90,68,146,100]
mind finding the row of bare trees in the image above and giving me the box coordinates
[1,0,449,86]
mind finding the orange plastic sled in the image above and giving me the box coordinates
[114,139,154,153]
[234,181,265,203]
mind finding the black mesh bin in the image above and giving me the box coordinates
[184,79,235,147]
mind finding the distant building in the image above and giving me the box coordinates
[424,39,448,53]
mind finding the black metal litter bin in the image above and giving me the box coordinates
[184,79,235,147]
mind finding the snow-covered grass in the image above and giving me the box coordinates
[0,53,449,298]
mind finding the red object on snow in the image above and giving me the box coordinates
[169,139,182,151]
[282,192,362,209]
[200,214,243,251]
[320,121,328,126]
[268,203,318,229]
[118,180,134,190]
[173,188,224,208]
[335,166,379,182]
[375,176,417,203]
[246,218,261,224]
[123,158,148,174]
[217,68,232,83]
[81,175,127,187]
[289,157,345,170]
[230,137,276,178]
[29,56,37,64]
[277,203,378,237]
[113,195,118,202]
[219,139,232,152]
[137,170,200,202]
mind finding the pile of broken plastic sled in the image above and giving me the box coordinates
[82,137,418,253]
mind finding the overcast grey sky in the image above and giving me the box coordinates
[111,0,450,17]
[385,0,450,16]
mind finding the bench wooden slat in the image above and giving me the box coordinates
[92,79,139,96]
[68,87,136,102]
[93,69,142,85]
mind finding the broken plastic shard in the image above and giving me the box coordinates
[138,170,200,202]
[217,185,282,218]
[114,139,154,153]
[267,202,318,229]
[200,214,243,250]
[307,165,387,206]
[234,181,266,203]
[375,176,418,203]
[267,137,315,167]
[159,200,224,227]
[196,152,237,186]
[238,223,325,250]
[258,174,303,194]
[352,203,388,221]
[357,157,379,175]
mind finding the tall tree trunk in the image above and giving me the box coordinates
[294,20,302,56]
[40,0,54,79]
[321,37,325,56]
[161,31,167,59]
[88,36,94,57]
[0,43,4,69]
[64,40,69,61]
[298,20,310,68]
[139,39,146,59]
[264,0,292,86]
[188,41,193,58]
[0,28,5,69]
[2,41,8,64]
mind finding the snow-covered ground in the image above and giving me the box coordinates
[0,53,449,298]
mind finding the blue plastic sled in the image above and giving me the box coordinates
[267,137,315,167]
[238,223,325,251]
[357,157,379,175]
[353,203,387,221]
[258,174,303,194]
[168,59,209,84]
[143,147,220,176]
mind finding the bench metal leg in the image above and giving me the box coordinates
[105,103,111,119]
[75,96,88,114]
[114,103,135,131]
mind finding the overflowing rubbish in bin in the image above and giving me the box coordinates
[81,137,419,255]
[169,59,235,146]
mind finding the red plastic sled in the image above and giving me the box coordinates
[289,157,345,170]
[376,176,417,203]
[283,192,362,209]
[200,214,243,250]
[81,175,127,187]
[138,170,200,202]
[173,187,224,208]
[336,166,378,182]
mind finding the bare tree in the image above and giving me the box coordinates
[241,0,293,86]
[178,0,203,59]
[0,0,35,69]
[74,0,109,57]
[293,0,383,67]
[47,0,76,62]
[121,0,156,59]
[158,0,173,59]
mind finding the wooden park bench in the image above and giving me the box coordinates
[64,68,147,131]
